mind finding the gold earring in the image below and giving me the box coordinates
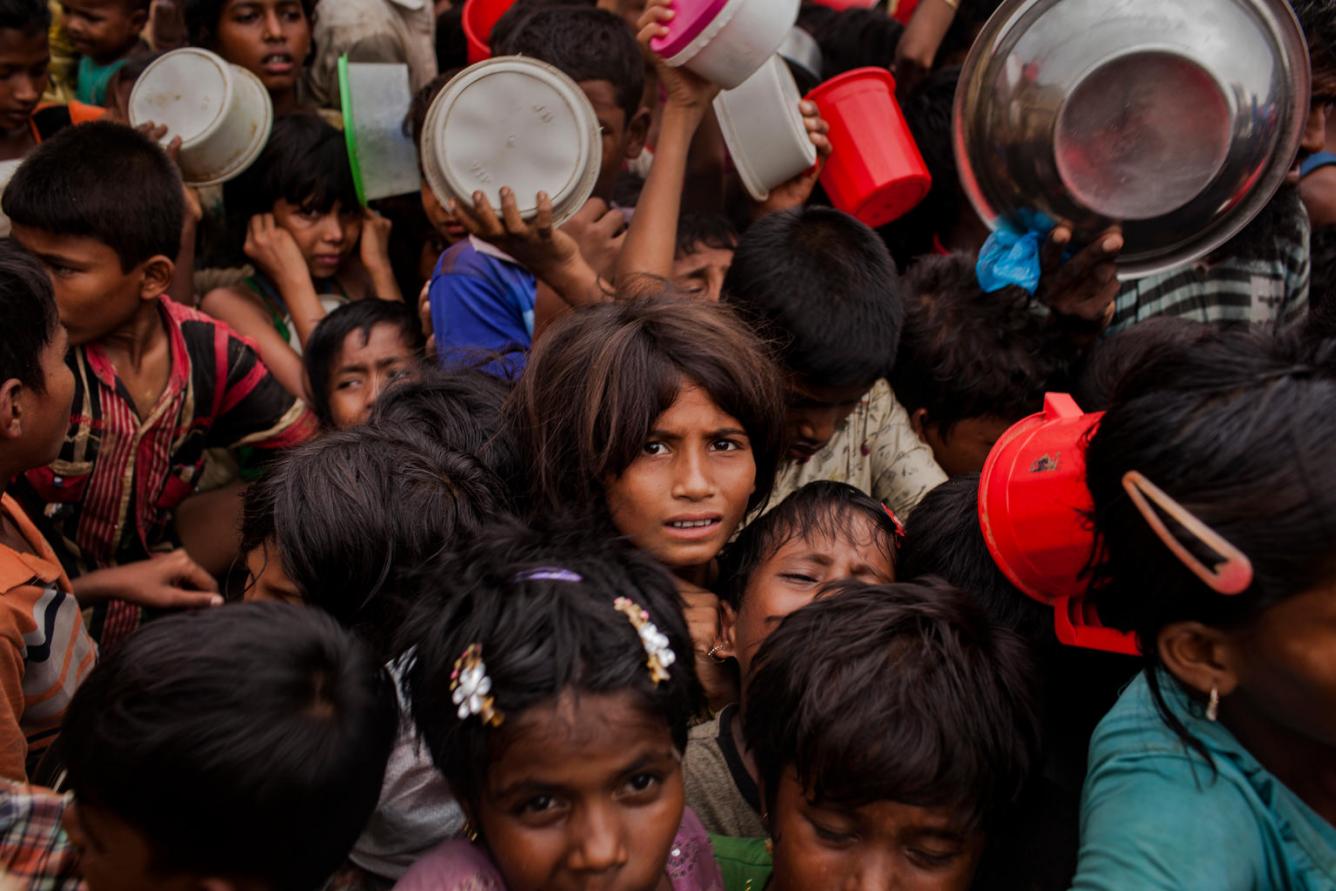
[764,837,774,857]
[464,821,479,843]
[1206,686,1220,723]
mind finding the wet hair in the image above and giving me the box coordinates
[745,580,1040,832]
[2,121,183,271]
[718,481,898,610]
[1086,329,1336,752]
[676,211,738,260]
[185,0,316,50]
[1073,316,1213,411]
[224,113,361,225]
[0,239,58,394]
[303,300,425,428]
[240,428,501,659]
[509,291,786,520]
[0,0,50,33]
[723,207,904,389]
[370,366,526,508]
[492,6,644,122]
[400,521,703,808]
[60,603,397,891]
[891,253,1054,434]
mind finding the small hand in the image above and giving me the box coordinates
[136,120,184,166]
[418,279,436,359]
[244,213,310,284]
[754,101,832,217]
[559,197,626,279]
[676,577,737,711]
[359,208,395,276]
[117,550,222,610]
[637,0,720,112]
[449,188,582,275]
[1037,225,1125,324]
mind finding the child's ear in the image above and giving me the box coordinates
[622,107,651,161]
[138,255,176,302]
[909,406,929,441]
[716,600,738,660]
[1157,621,1242,703]
[0,379,22,441]
[129,5,150,32]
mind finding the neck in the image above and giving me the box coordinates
[271,87,300,117]
[675,563,712,589]
[0,123,34,162]
[99,299,165,367]
[1222,694,1336,826]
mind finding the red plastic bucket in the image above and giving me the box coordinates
[890,0,921,23]
[463,0,516,65]
[805,67,931,228]
[979,393,1138,656]
[806,0,879,9]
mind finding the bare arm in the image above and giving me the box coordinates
[199,287,307,399]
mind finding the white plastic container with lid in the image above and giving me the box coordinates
[421,56,602,229]
[128,47,273,187]
[650,0,801,90]
[339,57,421,203]
[714,55,817,202]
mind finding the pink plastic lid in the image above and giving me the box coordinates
[650,0,732,59]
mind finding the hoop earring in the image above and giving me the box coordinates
[1206,686,1220,723]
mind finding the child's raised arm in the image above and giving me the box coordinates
[244,213,329,348]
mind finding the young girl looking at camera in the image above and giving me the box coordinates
[508,293,785,709]
[184,0,314,116]
[395,523,724,891]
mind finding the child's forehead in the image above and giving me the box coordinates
[576,80,627,122]
[0,26,48,55]
[760,507,889,562]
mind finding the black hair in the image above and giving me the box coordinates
[745,580,1040,832]
[60,603,396,890]
[303,300,425,428]
[488,0,598,62]
[675,211,738,260]
[718,481,897,609]
[1086,329,1336,754]
[224,113,361,226]
[241,428,501,660]
[801,7,902,80]
[1308,226,1336,341]
[1073,316,1213,412]
[2,121,183,271]
[723,207,905,388]
[938,0,1003,64]
[891,253,1055,433]
[400,521,703,809]
[369,365,526,508]
[1292,0,1336,86]
[492,6,644,122]
[184,0,315,49]
[0,0,50,33]
[0,239,58,393]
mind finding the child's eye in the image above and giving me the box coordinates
[622,772,660,796]
[518,794,559,816]
[336,379,362,391]
[388,368,413,382]
[710,438,743,452]
[907,846,963,870]
[778,572,819,585]
[642,441,668,457]
[808,818,856,846]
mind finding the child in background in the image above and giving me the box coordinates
[303,300,425,430]
[720,581,1041,891]
[509,293,785,709]
[203,114,402,399]
[0,0,51,162]
[0,241,95,783]
[406,70,465,281]
[60,603,398,891]
[3,122,315,648]
[891,253,1057,476]
[671,212,737,302]
[61,0,146,106]
[430,7,647,377]
[1072,330,1336,889]
[685,481,897,838]
[722,207,948,519]
[395,523,723,891]
[184,0,314,116]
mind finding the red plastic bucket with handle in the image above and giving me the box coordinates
[978,393,1138,656]
[806,67,931,228]
[463,0,516,64]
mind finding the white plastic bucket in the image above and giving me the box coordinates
[715,54,817,201]
[421,56,601,228]
[129,47,273,187]
[655,0,800,90]
[339,57,421,203]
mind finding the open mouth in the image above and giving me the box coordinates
[261,53,295,75]
[663,515,723,541]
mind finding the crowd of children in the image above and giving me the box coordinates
[0,0,1332,888]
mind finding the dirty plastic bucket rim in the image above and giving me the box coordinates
[657,0,747,65]
[129,47,234,151]
[184,66,272,187]
[714,55,816,202]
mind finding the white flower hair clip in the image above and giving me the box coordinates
[450,643,504,728]
[614,597,676,685]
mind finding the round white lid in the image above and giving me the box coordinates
[431,57,597,219]
[129,48,232,147]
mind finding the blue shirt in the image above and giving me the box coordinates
[429,237,537,380]
[1072,673,1336,890]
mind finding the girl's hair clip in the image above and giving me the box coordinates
[881,503,907,541]
[613,597,676,685]
[515,568,584,583]
[1122,471,1254,596]
[450,643,504,727]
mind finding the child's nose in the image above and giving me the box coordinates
[566,806,628,874]
[262,9,285,40]
[672,449,715,500]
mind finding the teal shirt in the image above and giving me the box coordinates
[1072,673,1336,889]
[75,55,129,106]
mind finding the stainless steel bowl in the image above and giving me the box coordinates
[954,0,1311,279]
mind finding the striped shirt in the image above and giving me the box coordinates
[11,298,317,646]
[0,497,95,783]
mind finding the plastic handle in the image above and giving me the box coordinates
[1043,392,1084,420]
[1053,597,1140,656]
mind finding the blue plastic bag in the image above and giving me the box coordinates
[975,211,1057,295]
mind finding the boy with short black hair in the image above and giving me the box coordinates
[3,121,316,647]
[304,300,425,430]
[892,252,1057,476]
[672,211,737,302]
[60,602,398,890]
[60,0,148,106]
[0,0,50,163]
[722,206,947,519]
